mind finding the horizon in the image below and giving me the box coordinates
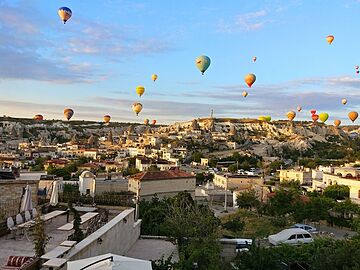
[1,0,360,124]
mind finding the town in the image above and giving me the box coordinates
[1,116,360,269]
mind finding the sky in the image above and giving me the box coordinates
[1,0,360,124]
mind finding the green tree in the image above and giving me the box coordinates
[228,164,237,173]
[236,190,260,211]
[221,215,244,233]
[195,173,205,185]
[32,216,50,257]
[191,151,204,163]
[323,184,350,200]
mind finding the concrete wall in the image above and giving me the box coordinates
[95,179,128,194]
[279,170,312,184]
[64,208,141,267]
[214,174,263,189]
[0,180,38,217]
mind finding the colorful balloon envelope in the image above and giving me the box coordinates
[144,119,149,125]
[342,98,347,105]
[319,113,329,123]
[348,111,358,122]
[252,57,257,62]
[151,74,158,82]
[136,86,145,97]
[310,109,316,115]
[103,115,111,124]
[334,119,341,127]
[244,73,256,88]
[242,91,248,97]
[63,108,74,121]
[34,114,43,121]
[312,114,319,122]
[151,120,157,125]
[265,116,271,122]
[132,103,143,116]
[258,116,267,121]
[195,55,211,75]
[58,7,72,24]
[286,111,296,121]
[297,106,302,112]
[326,35,334,45]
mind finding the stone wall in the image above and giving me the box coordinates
[63,208,141,268]
[0,180,38,217]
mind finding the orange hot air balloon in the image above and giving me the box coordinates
[63,108,74,121]
[103,115,111,124]
[286,111,296,121]
[244,73,256,88]
[144,119,149,125]
[34,114,43,121]
[310,109,316,115]
[312,114,319,122]
[297,106,302,112]
[151,120,157,125]
[242,91,248,97]
[334,119,341,127]
[326,35,334,44]
[252,57,257,62]
[348,111,359,122]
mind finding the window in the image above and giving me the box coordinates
[288,235,296,240]
[304,234,311,238]
[86,189,90,195]
[296,234,304,239]
[305,226,311,231]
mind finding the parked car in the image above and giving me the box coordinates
[268,228,313,246]
[290,223,317,233]
[220,238,253,252]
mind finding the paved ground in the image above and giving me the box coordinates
[126,238,179,262]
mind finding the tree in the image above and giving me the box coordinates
[228,164,237,173]
[191,151,204,163]
[222,215,244,233]
[269,160,284,172]
[323,184,350,200]
[236,190,260,211]
[68,202,84,242]
[32,216,50,257]
[195,173,205,185]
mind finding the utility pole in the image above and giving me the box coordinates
[224,174,228,212]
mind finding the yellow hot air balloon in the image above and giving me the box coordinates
[342,98,347,105]
[286,111,296,121]
[326,35,334,44]
[132,103,143,116]
[34,114,43,121]
[136,86,145,97]
[244,73,256,88]
[348,111,358,122]
[63,108,74,121]
[103,115,111,124]
[319,113,329,123]
[58,7,72,24]
[242,91,248,97]
[144,119,149,125]
[258,116,266,121]
[334,119,341,127]
[151,74,158,82]
[195,55,211,75]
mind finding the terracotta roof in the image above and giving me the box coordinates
[131,168,193,181]
[46,159,68,165]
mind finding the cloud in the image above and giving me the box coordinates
[217,10,268,33]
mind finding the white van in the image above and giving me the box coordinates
[268,228,313,246]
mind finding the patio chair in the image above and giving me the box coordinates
[31,208,38,218]
[6,217,17,240]
[15,214,23,226]
[24,211,31,222]
[0,256,36,270]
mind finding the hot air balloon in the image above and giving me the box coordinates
[136,86,145,97]
[287,111,296,121]
[265,116,271,122]
[326,35,334,45]
[252,57,257,62]
[34,114,43,121]
[310,109,316,115]
[151,74,158,82]
[151,120,157,125]
[144,119,149,125]
[63,108,74,121]
[195,55,211,75]
[132,103,143,116]
[244,73,256,88]
[348,111,359,122]
[334,119,341,127]
[103,115,111,124]
[297,106,302,112]
[319,113,329,123]
[258,116,266,121]
[357,71,360,75]
[342,98,347,105]
[242,91,248,97]
[58,7,72,24]
[312,114,319,122]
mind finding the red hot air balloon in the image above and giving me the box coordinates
[310,109,316,115]
[312,114,319,122]
[151,120,157,125]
